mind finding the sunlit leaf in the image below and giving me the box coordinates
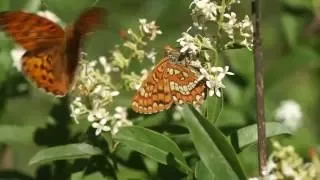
[195,161,215,180]
[233,122,292,150]
[29,143,102,165]
[182,105,247,179]
[114,126,192,174]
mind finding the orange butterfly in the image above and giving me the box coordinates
[132,46,207,114]
[0,7,106,96]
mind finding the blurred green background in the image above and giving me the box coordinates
[0,0,320,179]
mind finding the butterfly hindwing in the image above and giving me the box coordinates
[0,11,64,50]
[166,61,206,105]
[21,46,70,96]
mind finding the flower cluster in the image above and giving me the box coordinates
[111,19,161,90]
[139,18,162,41]
[70,56,132,136]
[189,0,253,50]
[251,141,320,180]
[174,0,246,99]
[70,19,162,135]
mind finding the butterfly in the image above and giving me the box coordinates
[132,46,207,114]
[0,7,106,96]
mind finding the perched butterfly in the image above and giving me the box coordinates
[0,7,106,96]
[132,46,207,114]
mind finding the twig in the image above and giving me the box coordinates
[252,0,267,175]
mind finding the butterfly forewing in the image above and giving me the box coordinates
[132,59,173,114]
[0,11,64,50]
[132,46,207,114]
[64,7,106,85]
[73,7,105,35]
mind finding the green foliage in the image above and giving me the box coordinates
[29,143,103,165]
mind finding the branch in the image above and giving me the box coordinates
[252,0,267,175]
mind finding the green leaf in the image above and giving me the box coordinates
[233,122,292,150]
[71,172,106,180]
[205,95,223,124]
[281,13,301,48]
[114,126,192,174]
[282,0,312,9]
[0,125,37,145]
[29,143,102,165]
[195,161,215,180]
[71,172,84,180]
[215,107,247,129]
[182,105,247,180]
[224,49,253,83]
[23,0,42,12]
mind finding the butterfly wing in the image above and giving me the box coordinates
[0,11,64,50]
[63,7,106,89]
[132,59,173,114]
[21,46,70,96]
[73,7,106,35]
[166,61,207,106]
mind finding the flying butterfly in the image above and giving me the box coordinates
[0,7,106,96]
[132,46,207,114]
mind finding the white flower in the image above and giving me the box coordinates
[91,84,120,100]
[37,10,61,24]
[145,49,157,64]
[134,69,149,90]
[201,66,234,97]
[281,161,298,177]
[70,97,88,124]
[113,106,128,121]
[99,56,111,73]
[111,106,132,135]
[88,108,109,122]
[10,47,25,71]
[92,118,111,136]
[177,32,199,54]
[139,18,162,40]
[111,118,132,135]
[264,155,277,175]
[239,15,253,49]
[274,100,303,131]
[190,0,218,21]
[222,12,238,39]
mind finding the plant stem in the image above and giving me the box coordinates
[252,0,267,175]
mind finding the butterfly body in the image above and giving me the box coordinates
[132,46,207,114]
[0,7,105,96]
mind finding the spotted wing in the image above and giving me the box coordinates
[21,46,70,96]
[166,61,207,106]
[0,11,64,50]
[132,59,173,114]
